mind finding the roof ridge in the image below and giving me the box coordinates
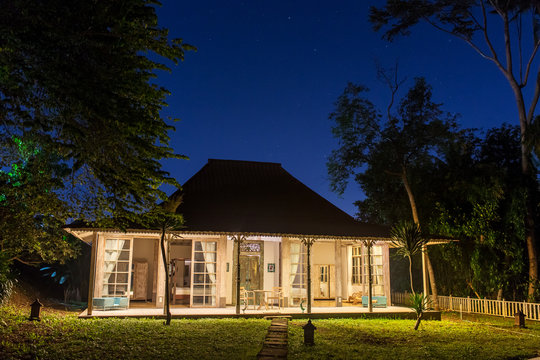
[208,158,282,166]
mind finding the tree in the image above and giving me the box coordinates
[143,191,183,326]
[410,292,431,330]
[429,125,531,300]
[391,222,429,294]
[370,0,540,299]
[328,75,457,307]
[0,0,194,226]
[0,137,78,267]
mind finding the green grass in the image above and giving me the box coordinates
[289,313,540,359]
[0,306,269,359]
[2,306,539,359]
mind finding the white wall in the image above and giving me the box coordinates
[312,242,335,265]
[226,237,234,304]
[263,240,280,291]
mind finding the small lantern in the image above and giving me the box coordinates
[514,310,526,328]
[30,299,43,321]
[303,319,316,345]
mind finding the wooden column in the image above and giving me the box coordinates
[218,235,227,307]
[86,232,98,316]
[301,237,315,314]
[334,238,342,307]
[232,234,246,315]
[366,240,373,313]
[155,236,166,309]
[422,245,429,296]
[281,237,290,307]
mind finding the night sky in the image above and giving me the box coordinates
[153,1,521,217]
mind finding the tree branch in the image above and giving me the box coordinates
[376,61,405,123]
[501,10,514,79]
[10,257,40,266]
[423,15,495,63]
[522,41,540,87]
[518,12,523,84]
[527,69,540,124]
[384,169,401,177]
[480,1,507,74]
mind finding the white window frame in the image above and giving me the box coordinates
[190,240,218,307]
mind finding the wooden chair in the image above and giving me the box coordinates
[348,292,363,305]
[267,287,284,310]
[240,287,255,310]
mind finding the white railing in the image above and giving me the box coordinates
[391,292,540,321]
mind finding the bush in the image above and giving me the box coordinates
[0,252,15,304]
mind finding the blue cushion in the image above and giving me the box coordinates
[362,296,387,308]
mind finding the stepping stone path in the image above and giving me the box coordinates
[257,317,288,359]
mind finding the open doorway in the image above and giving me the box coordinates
[314,264,335,300]
[130,238,158,306]
[170,240,192,306]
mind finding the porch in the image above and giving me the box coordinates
[79,304,441,320]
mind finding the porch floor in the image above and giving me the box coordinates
[80,304,440,320]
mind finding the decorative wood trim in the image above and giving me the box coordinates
[86,232,98,316]
[152,238,159,303]
[94,233,105,297]
[383,243,391,305]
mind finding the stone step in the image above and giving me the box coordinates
[257,318,289,359]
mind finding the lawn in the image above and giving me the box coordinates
[1,306,539,359]
[0,306,269,359]
[289,314,540,359]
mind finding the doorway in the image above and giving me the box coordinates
[240,255,261,291]
[315,264,335,299]
[170,241,192,306]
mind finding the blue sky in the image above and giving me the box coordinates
[153,1,523,217]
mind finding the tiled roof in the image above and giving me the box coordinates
[172,159,390,238]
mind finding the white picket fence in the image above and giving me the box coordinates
[392,292,540,321]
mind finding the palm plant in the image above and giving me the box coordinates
[410,292,431,330]
[390,221,429,294]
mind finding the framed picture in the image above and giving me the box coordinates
[267,263,275,273]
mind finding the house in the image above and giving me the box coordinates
[65,159,395,314]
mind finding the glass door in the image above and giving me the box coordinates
[191,241,217,307]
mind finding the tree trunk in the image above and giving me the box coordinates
[407,255,414,294]
[425,251,439,311]
[512,83,538,300]
[524,181,538,300]
[160,227,171,325]
[401,167,439,308]
[414,312,423,331]
[492,14,538,299]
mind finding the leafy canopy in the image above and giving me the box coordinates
[0,0,195,226]
[328,77,457,223]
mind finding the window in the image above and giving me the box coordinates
[289,242,307,305]
[320,265,328,283]
[352,246,362,285]
[369,246,384,296]
[103,239,131,297]
[351,244,385,296]
[192,241,217,306]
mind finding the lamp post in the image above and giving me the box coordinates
[303,319,316,345]
[29,299,42,321]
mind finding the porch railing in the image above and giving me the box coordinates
[391,292,540,321]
